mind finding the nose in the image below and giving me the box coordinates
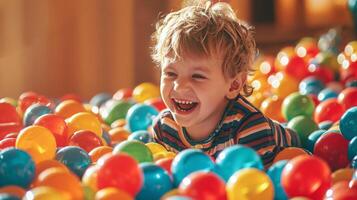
[174,77,190,91]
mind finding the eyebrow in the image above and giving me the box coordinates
[192,66,210,73]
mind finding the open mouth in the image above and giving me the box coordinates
[171,98,199,113]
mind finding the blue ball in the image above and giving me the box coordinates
[165,196,192,200]
[128,130,154,143]
[101,129,112,146]
[215,145,264,181]
[89,92,111,107]
[340,107,357,140]
[349,137,357,161]
[0,148,35,188]
[306,129,326,153]
[23,104,52,126]
[55,146,91,178]
[136,163,173,200]
[171,149,215,186]
[317,88,338,102]
[352,155,357,169]
[354,168,357,179]
[267,160,288,200]
[0,194,20,200]
[299,76,325,95]
[318,120,333,130]
[126,104,159,132]
[346,79,357,88]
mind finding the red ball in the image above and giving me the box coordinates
[324,181,357,200]
[314,98,344,123]
[97,153,143,196]
[283,56,310,81]
[314,132,349,171]
[308,65,334,84]
[155,157,173,176]
[179,171,227,200]
[338,87,357,110]
[68,130,103,153]
[0,138,16,149]
[113,88,133,101]
[60,93,82,103]
[0,102,21,124]
[281,155,331,199]
[18,91,52,113]
[0,122,22,140]
[144,98,167,111]
[34,114,68,147]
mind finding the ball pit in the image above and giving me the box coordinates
[1,36,357,200]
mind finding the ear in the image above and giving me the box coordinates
[225,73,247,100]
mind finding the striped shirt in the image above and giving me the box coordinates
[151,95,300,166]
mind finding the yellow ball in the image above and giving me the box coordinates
[132,82,160,103]
[95,187,133,200]
[23,186,70,200]
[227,168,274,200]
[66,112,102,138]
[16,125,57,164]
[146,142,167,155]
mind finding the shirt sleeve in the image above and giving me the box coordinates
[235,112,300,167]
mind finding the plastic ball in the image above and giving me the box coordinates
[317,88,338,102]
[0,148,35,188]
[144,97,167,111]
[16,125,56,164]
[55,146,92,178]
[113,88,133,101]
[295,37,319,58]
[349,137,357,161]
[314,132,349,171]
[340,106,357,140]
[215,145,263,181]
[353,155,357,169]
[338,88,357,110]
[68,130,103,153]
[306,129,325,153]
[88,146,113,163]
[331,168,355,184]
[35,159,69,177]
[146,142,167,155]
[0,138,16,150]
[60,93,82,103]
[314,98,344,124]
[66,112,102,137]
[128,130,154,143]
[0,102,21,124]
[95,187,133,200]
[299,76,325,96]
[99,100,133,125]
[324,181,357,200]
[282,92,315,121]
[108,127,130,145]
[281,155,331,199]
[18,92,52,113]
[136,163,173,200]
[267,160,288,200]
[23,186,69,200]
[281,55,310,81]
[89,92,111,107]
[34,114,68,147]
[171,149,215,186]
[227,168,274,200]
[23,104,52,127]
[318,120,333,130]
[0,123,22,141]
[273,147,309,163]
[54,99,86,119]
[81,165,99,191]
[272,73,299,98]
[0,186,26,199]
[346,79,357,88]
[178,171,226,200]
[155,157,174,176]
[126,104,159,132]
[260,95,285,122]
[275,46,295,71]
[97,153,143,196]
[34,168,83,199]
[132,83,160,103]
[287,115,318,148]
[113,140,153,163]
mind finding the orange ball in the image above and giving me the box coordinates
[108,127,130,145]
[89,146,113,163]
[260,95,285,123]
[272,72,299,99]
[0,185,26,198]
[95,187,133,200]
[273,147,309,163]
[55,100,86,119]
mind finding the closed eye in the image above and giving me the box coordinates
[163,71,177,78]
[192,74,207,79]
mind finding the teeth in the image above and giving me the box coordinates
[175,99,194,104]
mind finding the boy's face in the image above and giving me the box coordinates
[160,55,232,131]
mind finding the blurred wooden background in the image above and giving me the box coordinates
[0,0,354,100]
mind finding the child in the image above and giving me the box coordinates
[150,2,300,166]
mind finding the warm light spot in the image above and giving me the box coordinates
[267,75,276,85]
[280,56,289,66]
[260,61,271,74]
[351,53,357,62]
[276,72,283,81]
[296,47,307,57]
[342,60,350,70]
[345,44,354,56]
[252,80,262,90]
[308,63,317,72]
[337,53,346,64]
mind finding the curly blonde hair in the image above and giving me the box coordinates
[151,2,256,96]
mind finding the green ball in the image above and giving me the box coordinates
[113,140,153,163]
[101,100,134,125]
[287,115,319,148]
[282,92,315,121]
